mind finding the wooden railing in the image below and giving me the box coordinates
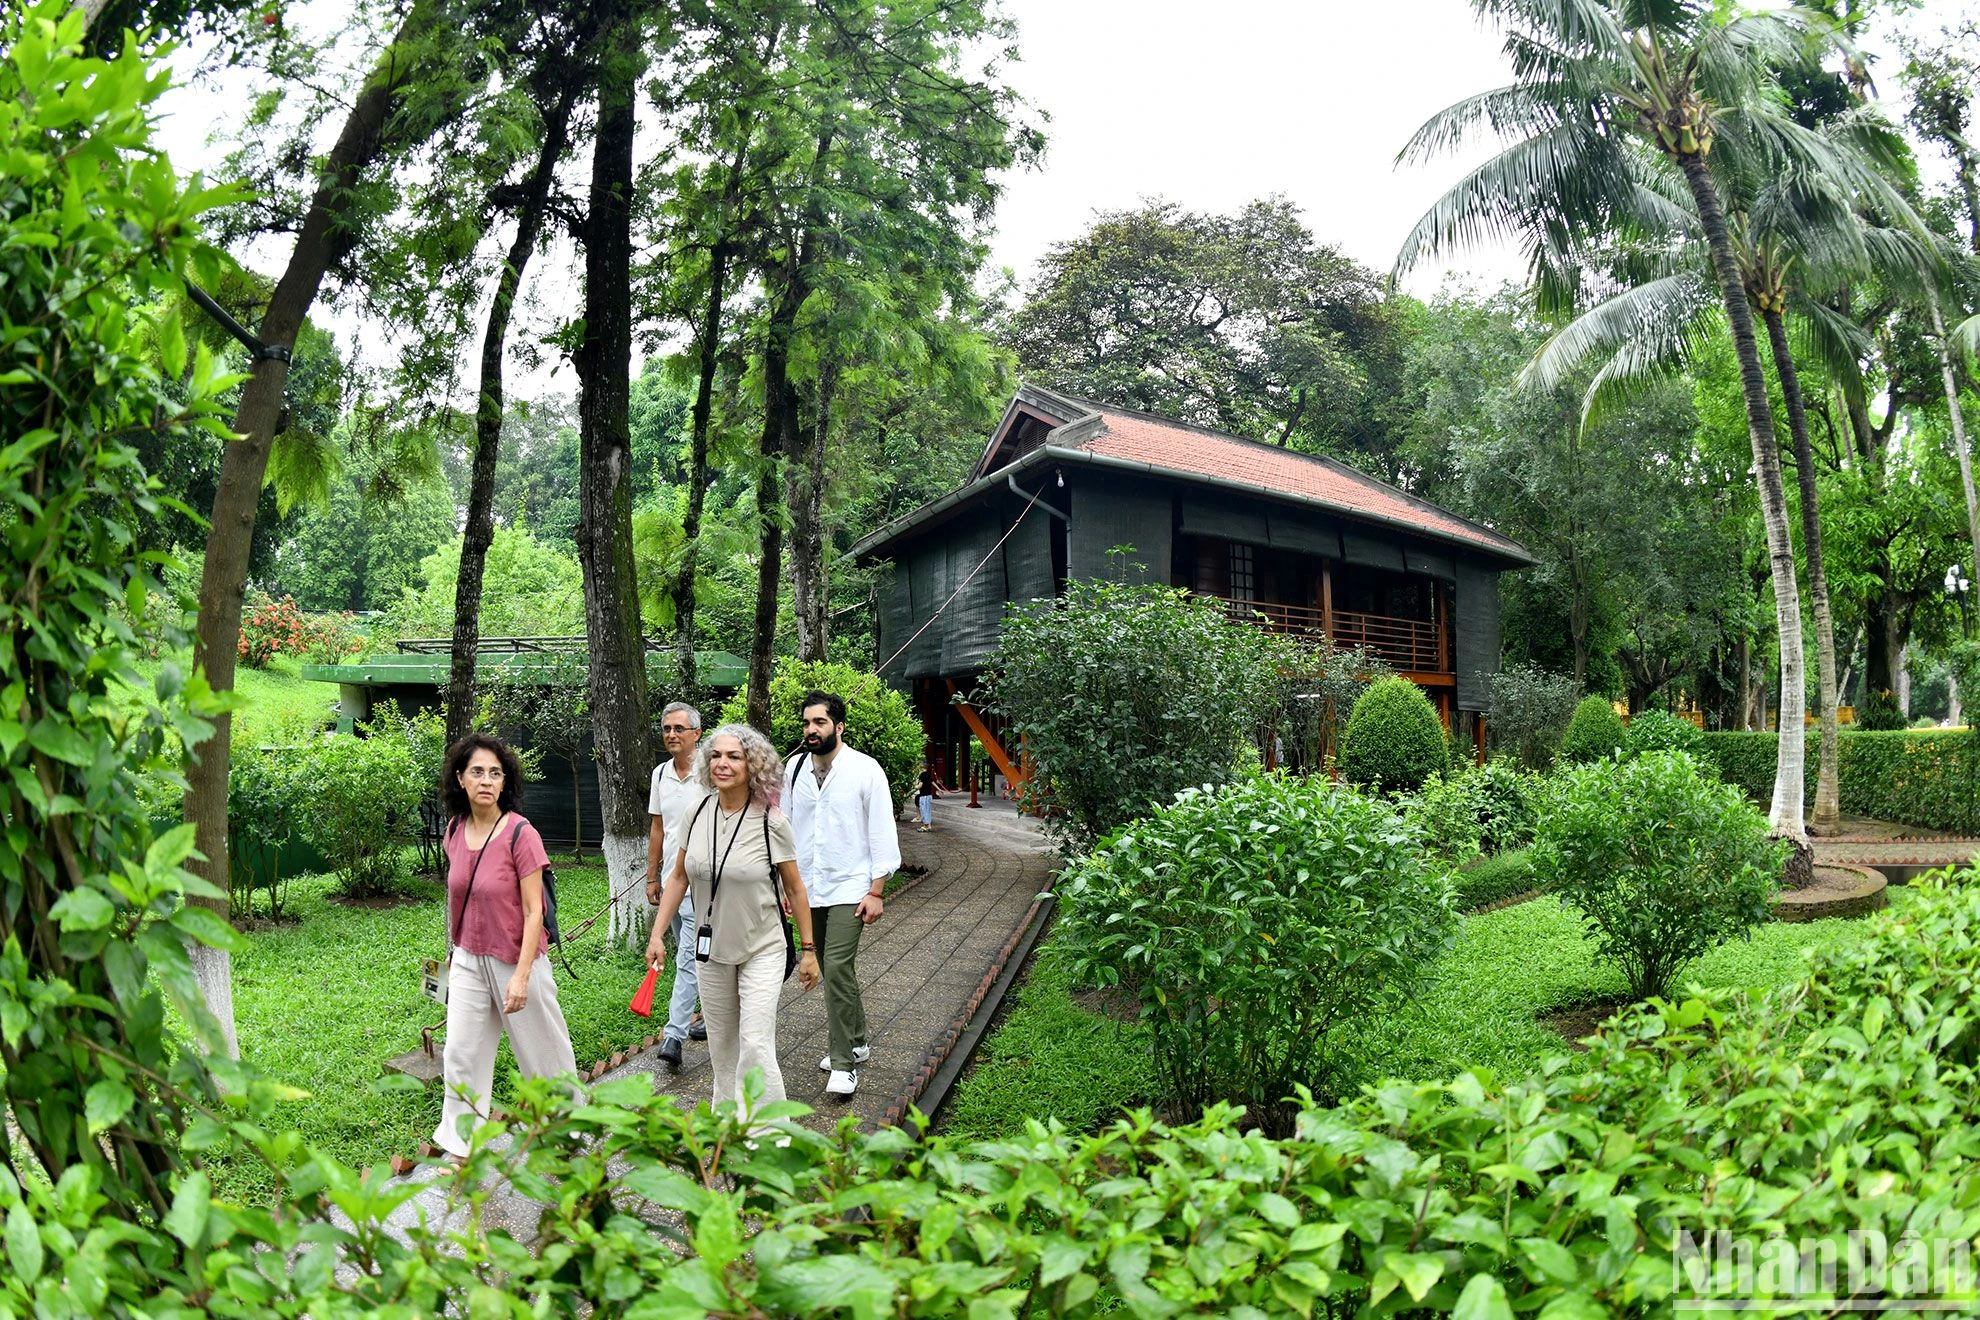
[1203,596,1449,673]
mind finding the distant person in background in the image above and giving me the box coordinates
[785,691,903,1098]
[434,733,577,1160]
[646,701,709,1068]
[915,764,945,831]
[647,723,819,1112]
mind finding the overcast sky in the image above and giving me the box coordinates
[982,0,1525,296]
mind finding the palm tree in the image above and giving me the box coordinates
[1398,0,1857,844]
[1516,107,1932,836]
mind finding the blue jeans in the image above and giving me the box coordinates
[918,794,933,826]
[664,892,700,1043]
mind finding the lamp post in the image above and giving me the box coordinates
[1947,564,1972,639]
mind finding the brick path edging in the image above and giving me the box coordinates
[876,886,1055,1129]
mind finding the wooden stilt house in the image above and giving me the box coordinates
[849,385,1533,788]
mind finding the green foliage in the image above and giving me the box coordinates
[1557,694,1628,763]
[1952,641,1980,721]
[43,878,1974,1319]
[226,742,306,922]
[1402,759,1540,866]
[1297,642,1393,769]
[271,459,458,612]
[482,653,590,852]
[297,716,430,898]
[982,580,1298,849]
[1337,675,1449,792]
[718,658,922,809]
[1698,728,1980,834]
[236,592,368,668]
[1450,848,1537,911]
[1857,687,1910,730]
[0,0,268,1230]
[939,946,1154,1141]
[381,525,586,641]
[1625,707,1704,756]
[1484,660,1580,770]
[1058,776,1456,1132]
[1533,751,1783,999]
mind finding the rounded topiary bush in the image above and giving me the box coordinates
[1337,676,1448,792]
[1533,750,1783,999]
[1625,708,1703,757]
[1558,695,1628,764]
[1058,775,1456,1133]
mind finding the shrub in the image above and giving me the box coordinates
[1626,707,1703,756]
[1402,758,1541,866]
[982,579,1299,849]
[1533,751,1783,998]
[1058,775,1456,1132]
[237,592,369,668]
[1337,675,1448,792]
[1486,661,1578,769]
[1557,694,1627,763]
[1857,687,1907,730]
[1451,847,1537,911]
[295,726,427,897]
[227,742,305,921]
[719,657,923,810]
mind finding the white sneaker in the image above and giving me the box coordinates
[818,1046,871,1072]
[825,1068,859,1096]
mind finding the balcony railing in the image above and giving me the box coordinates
[1203,596,1449,673]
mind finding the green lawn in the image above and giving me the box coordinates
[213,855,662,1201]
[941,888,1918,1141]
[122,653,341,744]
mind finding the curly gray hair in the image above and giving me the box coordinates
[693,722,783,810]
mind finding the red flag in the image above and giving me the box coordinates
[629,966,659,1018]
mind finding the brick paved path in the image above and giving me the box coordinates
[375,793,1057,1242]
[611,792,1056,1128]
[1814,814,1980,870]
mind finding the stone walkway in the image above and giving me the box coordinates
[379,792,1058,1241]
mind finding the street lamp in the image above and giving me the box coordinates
[1946,564,1972,638]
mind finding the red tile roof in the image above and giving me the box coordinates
[1068,404,1527,560]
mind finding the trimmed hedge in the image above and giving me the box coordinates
[1698,728,1980,834]
[1338,675,1449,792]
[1558,695,1627,763]
[1452,847,1536,911]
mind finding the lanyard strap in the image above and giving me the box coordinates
[703,799,750,916]
[448,811,506,950]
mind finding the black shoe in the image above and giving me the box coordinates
[658,1037,683,1067]
[688,1019,707,1042]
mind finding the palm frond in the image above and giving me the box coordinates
[1954,311,1980,364]
[1395,120,1627,275]
[1521,270,1713,396]
[1395,84,1562,165]
[1785,292,1871,410]
[1581,295,1725,428]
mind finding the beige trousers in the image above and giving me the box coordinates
[434,951,578,1158]
[697,943,786,1113]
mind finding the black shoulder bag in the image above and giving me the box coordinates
[505,820,570,979]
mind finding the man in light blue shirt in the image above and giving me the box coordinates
[784,689,902,1097]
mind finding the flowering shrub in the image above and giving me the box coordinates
[238,593,368,667]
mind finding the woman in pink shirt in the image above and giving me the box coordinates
[433,733,577,1160]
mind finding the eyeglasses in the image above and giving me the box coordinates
[662,725,695,735]
[464,767,505,781]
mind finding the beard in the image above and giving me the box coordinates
[803,729,841,756]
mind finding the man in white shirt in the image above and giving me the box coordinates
[646,701,710,1068]
[784,689,902,1097]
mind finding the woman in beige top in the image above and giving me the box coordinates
[648,723,820,1111]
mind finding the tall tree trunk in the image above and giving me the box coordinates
[1736,632,1753,730]
[1929,293,1980,610]
[1762,306,1840,835]
[575,24,655,948]
[746,274,805,733]
[791,360,836,662]
[183,0,445,1054]
[673,234,732,695]
[446,79,582,750]
[1677,153,1808,841]
[1864,589,1896,704]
